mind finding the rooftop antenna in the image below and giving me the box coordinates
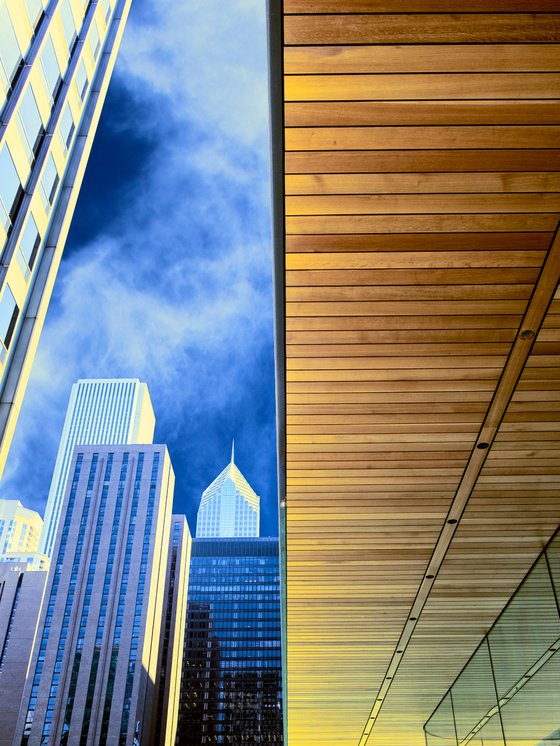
[231,438,235,465]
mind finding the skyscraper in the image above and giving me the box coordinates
[196,444,260,538]
[0,0,132,478]
[15,443,186,746]
[39,378,155,557]
[152,515,191,746]
[177,538,283,745]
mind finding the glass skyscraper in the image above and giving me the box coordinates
[39,378,155,557]
[177,538,283,745]
[0,0,131,478]
[196,446,260,538]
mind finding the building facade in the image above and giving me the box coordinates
[196,447,260,538]
[0,563,48,746]
[152,515,191,746]
[177,538,283,745]
[40,378,155,557]
[14,444,181,746]
[0,0,132,478]
[0,498,42,554]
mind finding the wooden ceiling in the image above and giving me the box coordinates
[270,2,560,744]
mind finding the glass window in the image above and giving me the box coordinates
[90,20,101,60]
[59,0,77,53]
[39,37,62,102]
[0,145,23,231]
[100,0,112,22]
[19,213,41,271]
[75,60,88,101]
[17,86,43,161]
[23,0,44,30]
[58,104,75,153]
[0,3,23,85]
[39,155,59,213]
[0,286,19,352]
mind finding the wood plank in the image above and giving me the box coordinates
[286,214,558,234]
[286,285,532,302]
[287,368,503,382]
[286,251,544,270]
[286,343,511,357]
[286,193,560,215]
[285,126,560,151]
[285,233,551,252]
[285,149,560,173]
[286,355,508,368]
[284,1,560,12]
[285,73,560,101]
[285,316,523,331]
[285,172,560,196]
[283,14,560,45]
[283,44,560,74]
[286,329,517,344]
[286,300,527,315]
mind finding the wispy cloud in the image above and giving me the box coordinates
[1,0,277,533]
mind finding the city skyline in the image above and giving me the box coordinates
[0,0,279,538]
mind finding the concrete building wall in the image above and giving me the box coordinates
[13,444,177,746]
[0,563,47,746]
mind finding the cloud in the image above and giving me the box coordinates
[0,0,278,534]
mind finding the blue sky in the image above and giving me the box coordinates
[1,0,278,536]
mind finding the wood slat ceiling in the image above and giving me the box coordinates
[274,2,560,745]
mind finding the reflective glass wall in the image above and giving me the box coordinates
[425,531,560,746]
[177,538,283,745]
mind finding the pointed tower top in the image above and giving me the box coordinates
[231,438,235,465]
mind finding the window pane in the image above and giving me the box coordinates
[23,0,44,29]
[59,104,75,152]
[18,86,43,157]
[19,213,41,269]
[39,155,59,212]
[0,3,23,83]
[90,20,101,60]
[39,37,62,101]
[75,60,88,101]
[0,286,18,351]
[101,0,112,22]
[59,0,77,52]
[0,145,23,230]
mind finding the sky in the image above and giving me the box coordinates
[0,0,279,536]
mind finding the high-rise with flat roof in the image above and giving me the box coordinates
[196,446,260,538]
[177,538,283,745]
[0,0,132,478]
[15,443,184,746]
[39,378,155,557]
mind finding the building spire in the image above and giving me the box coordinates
[231,438,235,465]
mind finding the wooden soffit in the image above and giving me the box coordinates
[271,2,560,745]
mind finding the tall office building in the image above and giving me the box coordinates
[39,378,155,557]
[0,562,48,746]
[177,538,283,745]
[196,445,260,538]
[152,515,191,746]
[0,0,132,478]
[15,443,187,746]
